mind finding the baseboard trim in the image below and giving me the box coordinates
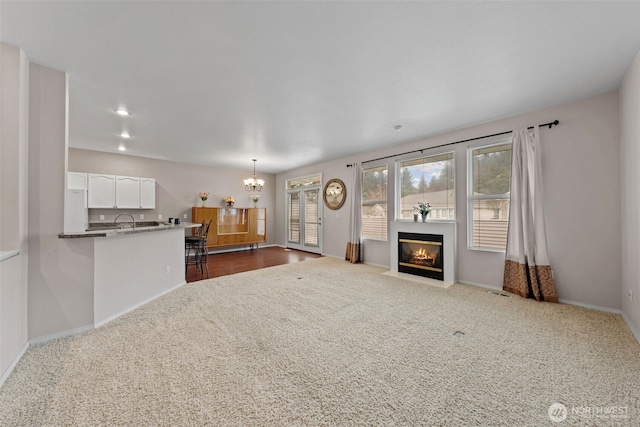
[94,281,187,328]
[31,282,189,342]
[459,281,639,343]
[321,254,385,266]
[557,301,640,344]
[3,281,191,390]
[457,280,503,292]
[363,261,389,269]
[29,324,95,346]
[206,244,277,255]
[557,298,620,314]
[618,311,640,344]
[0,341,29,389]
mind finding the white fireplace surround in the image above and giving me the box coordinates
[387,220,456,288]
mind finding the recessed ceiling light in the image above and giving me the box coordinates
[119,132,131,138]
[114,108,130,116]
[118,145,126,151]
[393,124,403,131]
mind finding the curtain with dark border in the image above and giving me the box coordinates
[345,163,362,263]
[503,127,558,302]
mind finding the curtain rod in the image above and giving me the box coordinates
[347,119,559,167]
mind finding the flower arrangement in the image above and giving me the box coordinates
[224,196,235,207]
[199,192,209,202]
[415,202,431,216]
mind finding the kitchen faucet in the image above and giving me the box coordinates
[114,213,136,229]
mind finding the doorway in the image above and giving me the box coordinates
[286,175,322,254]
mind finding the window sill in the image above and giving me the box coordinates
[362,237,388,242]
[394,219,456,224]
[466,246,506,254]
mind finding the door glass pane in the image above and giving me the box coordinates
[288,192,300,243]
[304,189,318,246]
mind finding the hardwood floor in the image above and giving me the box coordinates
[186,246,322,282]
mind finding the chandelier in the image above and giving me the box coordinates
[244,159,264,192]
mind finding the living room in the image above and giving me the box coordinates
[1,1,640,424]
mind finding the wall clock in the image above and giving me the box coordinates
[323,178,346,210]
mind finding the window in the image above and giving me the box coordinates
[398,152,455,220]
[468,140,512,250]
[362,165,388,240]
[287,175,321,189]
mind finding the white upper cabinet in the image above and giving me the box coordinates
[140,178,156,209]
[67,172,87,190]
[115,176,141,209]
[88,174,116,208]
[86,173,156,209]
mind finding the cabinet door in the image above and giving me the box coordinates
[115,176,141,208]
[192,207,218,245]
[88,174,116,208]
[67,172,87,190]
[140,178,156,208]
[256,208,266,239]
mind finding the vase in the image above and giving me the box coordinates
[413,213,418,222]
[201,200,207,207]
[226,202,234,207]
[421,213,428,222]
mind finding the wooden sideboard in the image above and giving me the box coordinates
[192,207,266,249]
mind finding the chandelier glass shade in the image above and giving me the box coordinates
[244,159,264,192]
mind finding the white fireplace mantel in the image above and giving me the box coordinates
[387,220,456,287]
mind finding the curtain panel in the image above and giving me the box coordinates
[345,163,362,263]
[503,127,558,302]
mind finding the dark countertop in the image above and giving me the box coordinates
[58,222,200,239]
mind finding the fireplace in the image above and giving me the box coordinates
[388,221,455,287]
[398,232,444,281]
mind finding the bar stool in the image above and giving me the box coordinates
[185,219,212,278]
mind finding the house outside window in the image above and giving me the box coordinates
[397,152,455,220]
[467,139,512,250]
[362,165,387,241]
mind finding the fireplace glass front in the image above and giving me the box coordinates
[398,232,444,280]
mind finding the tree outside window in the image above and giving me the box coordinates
[468,141,512,250]
[362,165,387,240]
[398,153,455,220]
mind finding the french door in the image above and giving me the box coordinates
[286,186,322,254]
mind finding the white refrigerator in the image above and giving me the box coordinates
[65,189,89,232]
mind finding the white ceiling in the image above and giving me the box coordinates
[1,1,639,174]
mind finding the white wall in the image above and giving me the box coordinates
[0,43,29,383]
[68,149,276,247]
[1,44,21,250]
[28,64,95,340]
[94,228,184,326]
[276,160,355,261]
[277,91,622,310]
[620,50,640,336]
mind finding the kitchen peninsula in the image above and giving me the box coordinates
[59,221,199,327]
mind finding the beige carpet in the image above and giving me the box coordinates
[1,257,639,426]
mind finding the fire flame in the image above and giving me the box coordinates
[413,248,434,262]
[415,248,426,257]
